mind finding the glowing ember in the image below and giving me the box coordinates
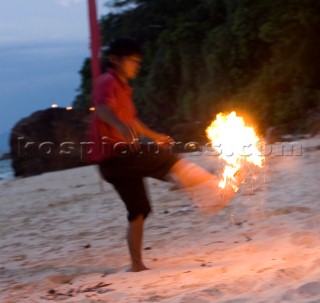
[206,111,264,191]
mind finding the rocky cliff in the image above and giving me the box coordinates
[10,108,92,177]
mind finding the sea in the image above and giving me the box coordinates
[0,159,14,181]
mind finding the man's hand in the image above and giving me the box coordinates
[133,119,176,144]
[155,134,175,144]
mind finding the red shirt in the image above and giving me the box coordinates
[86,69,137,163]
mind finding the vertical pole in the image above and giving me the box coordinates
[88,0,104,192]
[87,0,101,86]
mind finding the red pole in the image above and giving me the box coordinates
[87,0,101,86]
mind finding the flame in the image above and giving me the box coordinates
[206,111,264,191]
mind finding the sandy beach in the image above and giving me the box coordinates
[1,137,319,303]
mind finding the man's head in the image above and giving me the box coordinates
[107,38,142,80]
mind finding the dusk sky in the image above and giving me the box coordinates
[0,0,108,152]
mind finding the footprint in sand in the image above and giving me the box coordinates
[180,286,224,302]
[297,281,320,298]
[48,274,77,284]
[282,281,320,301]
[274,266,308,284]
[220,299,248,303]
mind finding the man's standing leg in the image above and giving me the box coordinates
[107,177,151,272]
[127,214,149,272]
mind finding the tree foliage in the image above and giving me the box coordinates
[73,0,320,133]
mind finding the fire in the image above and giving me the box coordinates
[206,111,264,191]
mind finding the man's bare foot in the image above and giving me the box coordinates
[129,264,150,272]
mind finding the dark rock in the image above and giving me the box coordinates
[306,108,320,137]
[265,126,284,144]
[10,108,92,177]
[309,119,320,137]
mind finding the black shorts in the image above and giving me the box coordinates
[99,152,179,221]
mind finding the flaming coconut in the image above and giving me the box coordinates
[206,111,265,194]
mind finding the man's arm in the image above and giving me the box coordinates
[95,104,134,142]
[133,118,173,143]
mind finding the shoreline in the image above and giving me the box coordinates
[0,158,14,182]
[0,153,11,161]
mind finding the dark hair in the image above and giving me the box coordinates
[107,38,142,57]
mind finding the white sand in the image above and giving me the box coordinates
[0,137,319,303]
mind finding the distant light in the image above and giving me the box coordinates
[89,107,95,111]
[66,106,73,110]
[51,104,58,108]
